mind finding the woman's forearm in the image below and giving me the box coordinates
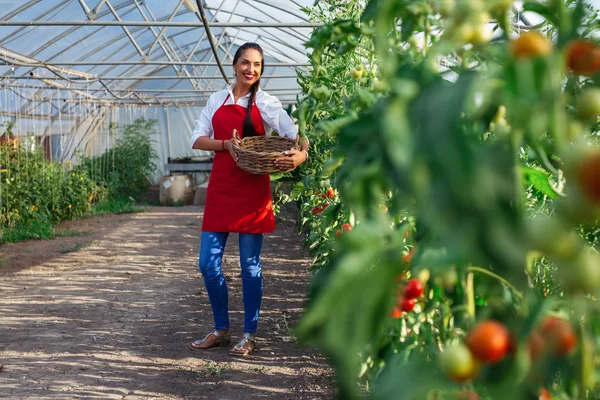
[192,136,229,152]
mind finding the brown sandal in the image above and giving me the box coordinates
[190,330,231,351]
[229,333,256,356]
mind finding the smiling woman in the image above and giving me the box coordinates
[188,42,309,357]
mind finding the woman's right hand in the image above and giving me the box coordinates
[223,139,238,161]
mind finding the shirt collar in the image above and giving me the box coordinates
[227,84,262,98]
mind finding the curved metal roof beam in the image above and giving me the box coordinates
[176,0,240,93]
[1,1,308,104]
[195,0,230,84]
[0,0,42,21]
[206,0,311,42]
[207,8,310,46]
[200,13,309,61]
[146,0,185,57]
[0,0,71,45]
[132,0,202,90]
[27,2,138,59]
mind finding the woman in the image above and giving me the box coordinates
[189,42,309,356]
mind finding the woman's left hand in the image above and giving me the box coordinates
[274,149,307,171]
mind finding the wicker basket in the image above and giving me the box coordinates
[231,129,299,174]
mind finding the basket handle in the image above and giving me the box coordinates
[232,129,242,147]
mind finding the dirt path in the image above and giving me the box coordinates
[0,205,334,399]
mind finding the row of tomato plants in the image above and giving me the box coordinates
[0,118,157,241]
[276,1,600,399]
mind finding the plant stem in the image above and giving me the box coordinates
[467,266,524,299]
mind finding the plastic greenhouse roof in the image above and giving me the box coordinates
[0,0,316,116]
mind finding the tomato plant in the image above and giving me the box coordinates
[287,0,600,399]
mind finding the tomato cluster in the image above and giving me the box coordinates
[439,320,511,383]
[439,316,577,398]
[391,278,424,317]
[335,223,352,237]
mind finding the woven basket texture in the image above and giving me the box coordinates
[232,129,299,174]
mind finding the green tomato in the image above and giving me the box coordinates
[350,67,364,80]
[439,343,480,382]
[438,268,459,289]
[314,65,327,77]
[562,250,600,293]
[434,0,455,17]
[372,78,388,93]
[311,85,331,102]
[577,88,600,121]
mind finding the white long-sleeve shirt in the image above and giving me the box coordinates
[190,86,298,148]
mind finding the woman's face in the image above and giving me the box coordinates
[233,49,262,88]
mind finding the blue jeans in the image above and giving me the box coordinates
[198,231,264,334]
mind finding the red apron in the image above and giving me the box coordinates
[201,94,276,234]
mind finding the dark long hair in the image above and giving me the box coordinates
[233,43,264,137]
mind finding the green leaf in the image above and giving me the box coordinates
[289,181,305,201]
[320,156,345,178]
[522,165,560,199]
[372,351,455,400]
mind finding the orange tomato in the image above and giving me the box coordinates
[466,321,511,364]
[403,249,414,264]
[510,31,552,59]
[390,307,403,319]
[566,39,600,77]
[539,388,551,400]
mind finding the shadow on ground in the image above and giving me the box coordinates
[0,204,335,400]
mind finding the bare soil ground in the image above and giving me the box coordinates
[0,202,335,399]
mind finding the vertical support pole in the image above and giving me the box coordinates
[165,106,172,161]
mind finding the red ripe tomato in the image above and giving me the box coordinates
[398,297,417,312]
[457,390,480,400]
[466,320,511,364]
[566,39,600,77]
[510,31,552,59]
[404,279,424,299]
[326,188,335,198]
[577,150,600,205]
[539,317,578,357]
[312,207,321,214]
